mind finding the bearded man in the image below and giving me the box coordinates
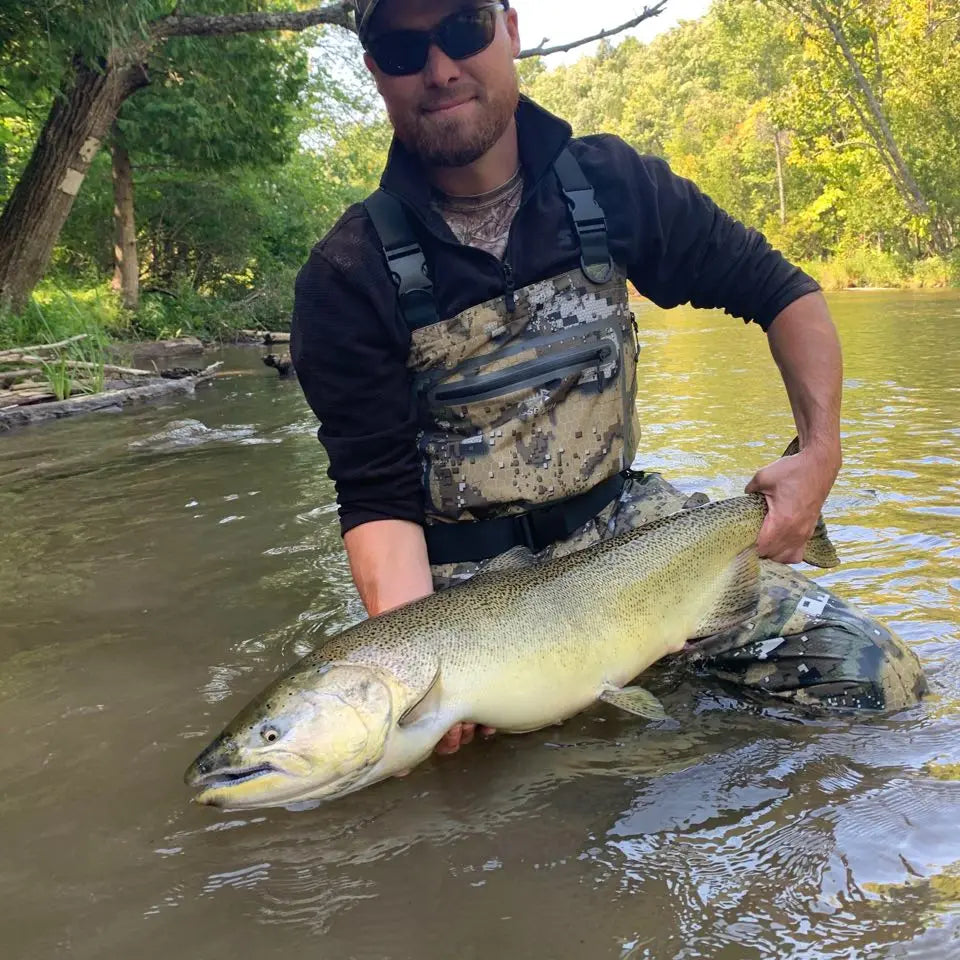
[291,0,926,756]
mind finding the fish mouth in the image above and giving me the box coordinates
[185,762,277,790]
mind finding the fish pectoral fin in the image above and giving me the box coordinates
[599,685,668,721]
[398,665,443,728]
[284,799,323,812]
[690,545,760,639]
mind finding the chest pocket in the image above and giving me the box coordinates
[409,268,638,520]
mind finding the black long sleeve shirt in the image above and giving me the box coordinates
[291,97,820,536]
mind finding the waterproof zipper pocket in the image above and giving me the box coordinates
[429,341,616,407]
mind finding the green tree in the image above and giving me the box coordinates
[0,1,355,314]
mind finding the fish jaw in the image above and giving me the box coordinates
[184,732,319,809]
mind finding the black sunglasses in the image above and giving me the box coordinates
[366,2,508,77]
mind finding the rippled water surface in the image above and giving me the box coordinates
[1,291,958,959]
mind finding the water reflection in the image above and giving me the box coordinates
[0,297,958,958]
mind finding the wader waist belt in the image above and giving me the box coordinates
[424,472,627,565]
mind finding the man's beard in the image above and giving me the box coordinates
[391,77,519,168]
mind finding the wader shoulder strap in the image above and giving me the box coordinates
[364,149,613,330]
[364,189,440,331]
[554,147,615,285]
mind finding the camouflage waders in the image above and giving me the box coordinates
[431,471,928,713]
[409,265,638,520]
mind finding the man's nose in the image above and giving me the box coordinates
[421,42,462,86]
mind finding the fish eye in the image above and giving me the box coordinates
[261,726,280,743]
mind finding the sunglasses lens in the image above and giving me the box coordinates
[438,9,497,60]
[369,7,498,76]
[369,32,431,76]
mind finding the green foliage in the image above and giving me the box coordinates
[41,355,72,401]
[0,281,126,349]
[2,0,956,355]
[525,0,960,274]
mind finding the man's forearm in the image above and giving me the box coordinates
[767,291,843,465]
[344,519,434,617]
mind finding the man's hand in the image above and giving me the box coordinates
[746,442,840,563]
[434,722,497,755]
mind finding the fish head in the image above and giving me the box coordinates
[184,663,396,809]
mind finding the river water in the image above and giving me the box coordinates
[1,291,958,959]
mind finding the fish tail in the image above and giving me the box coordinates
[781,436,840,569]
[803,513,839,568]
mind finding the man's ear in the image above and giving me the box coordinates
[363,50,385,93]
[505,7,521,58]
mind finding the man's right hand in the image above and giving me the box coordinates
[434,722,497,755]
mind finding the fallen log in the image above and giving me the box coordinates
[0,389,56,407]
[0,368,43,388]
[130,336,204,360]
[0,356,156,378]
[238,329,291,345]
[0,334,87,362]
[11,380,50,392]
[0,363,222,433]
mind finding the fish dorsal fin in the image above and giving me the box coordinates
[398,665,442,728]
[690,546,761,639]
[781,436,801,458]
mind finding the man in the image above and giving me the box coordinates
[291,0,926,755]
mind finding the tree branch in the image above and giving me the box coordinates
[150,0,669,60]
[517,1,669,59]
[152,1,355,40]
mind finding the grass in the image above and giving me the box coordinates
[799,251,960,291]
[0,288,108,398]
[0,266,297,351]
[40,354,72,401]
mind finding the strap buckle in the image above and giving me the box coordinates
[555,150,615,285]
[517,511,538,551]
[385,241,431,298]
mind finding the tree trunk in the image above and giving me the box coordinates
[807,0,951,254]
[0,59,149,314]
[110,122,139,310]
[773,129,787,225]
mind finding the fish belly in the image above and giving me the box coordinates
[451,616,682,733]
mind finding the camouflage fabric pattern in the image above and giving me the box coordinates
[430,471,927,712]
[410,267,639,521]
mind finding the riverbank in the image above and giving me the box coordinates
[798,251,959,292]
[0,324,294,432]
[2,251,957,356]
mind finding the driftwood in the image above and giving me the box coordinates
[0,363,222,433]
[0,388,55,406]
[0,367,43,387]
[0,334,88,362]
[239,329,291,345]
[130,336,204,359]
[0,356,156,378]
